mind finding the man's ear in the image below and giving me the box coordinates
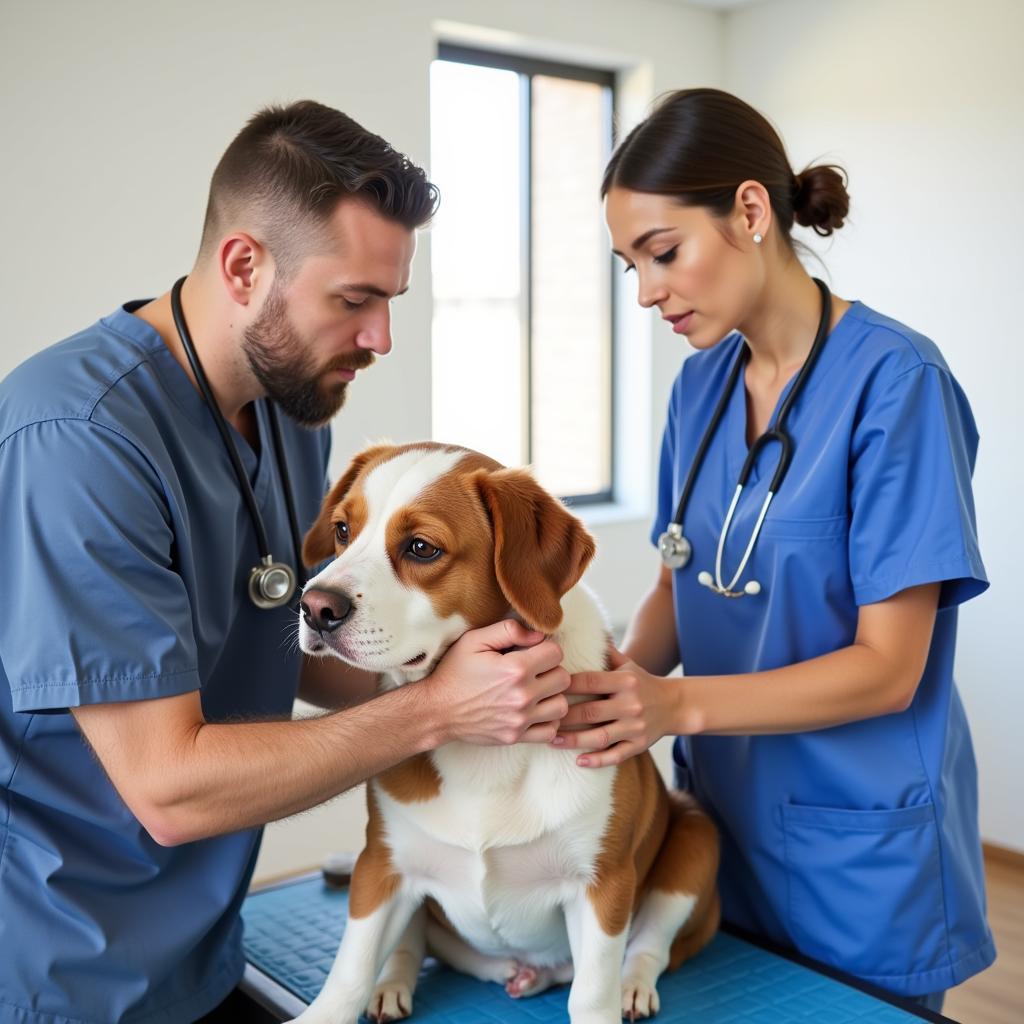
[473,468,596,633]
[302,444,395,567]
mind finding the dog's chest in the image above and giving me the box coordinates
[375,748,615,960]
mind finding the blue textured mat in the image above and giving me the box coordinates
[242,875,923,1022]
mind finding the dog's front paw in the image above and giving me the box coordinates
[366,981,413,1022]
[621,977,660,1020]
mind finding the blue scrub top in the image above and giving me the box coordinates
[0,303,330,1023]
[652,300,994,997]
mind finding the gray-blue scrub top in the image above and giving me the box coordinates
[0,302,330,1023]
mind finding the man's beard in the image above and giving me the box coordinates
[242,284,375,427]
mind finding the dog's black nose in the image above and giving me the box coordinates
[300,588,354,634]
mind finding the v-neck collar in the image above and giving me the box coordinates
[108,301,273,502]
[723,301,862,487]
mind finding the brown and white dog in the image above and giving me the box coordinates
[289,442,718,1024]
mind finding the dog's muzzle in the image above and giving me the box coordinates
[300,587,355,635]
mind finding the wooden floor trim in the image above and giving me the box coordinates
[982,841,1024,872]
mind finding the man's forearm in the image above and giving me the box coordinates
[148,683,439,845]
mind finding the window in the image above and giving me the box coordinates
[429,44,616,503]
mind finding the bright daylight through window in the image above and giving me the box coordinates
[429,47,615,502]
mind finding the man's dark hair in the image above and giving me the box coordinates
[198,100,440,275]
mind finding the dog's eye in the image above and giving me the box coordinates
[408,538,442,561]
[334,522,350,544]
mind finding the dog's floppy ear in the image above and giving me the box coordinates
[474,468,596,633]
[302,444,394,567]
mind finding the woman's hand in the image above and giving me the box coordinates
[550,646,681,768]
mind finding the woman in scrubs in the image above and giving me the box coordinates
[552,88,993,1012]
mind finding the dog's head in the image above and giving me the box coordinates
[298,442,596,682]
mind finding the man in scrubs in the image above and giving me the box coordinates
[553,88,993,1014]
[0,101,571,1023]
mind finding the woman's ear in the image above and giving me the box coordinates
[473,468,596,633]
[734,178,772,244]
[301,444,395,567]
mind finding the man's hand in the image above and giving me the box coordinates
[422,620,570,747]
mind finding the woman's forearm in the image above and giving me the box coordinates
[675,644,907,734]
[621,572,680,677]
[675,582,939,735]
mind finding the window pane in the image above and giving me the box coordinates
[429,60,524,467]
[530,75,612,497]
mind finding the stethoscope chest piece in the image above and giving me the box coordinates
[658,523,692,570]
[659,277,833,600]
[249,556,297,610]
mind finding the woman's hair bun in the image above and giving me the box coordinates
[793,164,850,236]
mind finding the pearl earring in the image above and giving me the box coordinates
[753,233,763,244]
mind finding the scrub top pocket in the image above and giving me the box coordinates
[780,801,950,985]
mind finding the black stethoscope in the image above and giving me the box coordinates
[170,277,304,609]
[657,277,832,598]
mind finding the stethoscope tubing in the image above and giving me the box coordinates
[664,278,833,596]
[171,278,272,558]
[264,399,305,581]
[170,276,304,604]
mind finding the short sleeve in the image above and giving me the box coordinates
[0,419,201,712]
[848,363,987,608]
[650,369,683,548]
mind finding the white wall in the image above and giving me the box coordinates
[0,0,723,883]
[725,0,1024,851]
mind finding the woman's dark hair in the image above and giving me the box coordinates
[199,100,440,274]
[602,88,848,240]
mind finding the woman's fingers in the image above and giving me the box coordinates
[574,742,640,769]
[566,667,631,697]
[605,644,630,670]
[552,723,615,752]
[557,698,613,730]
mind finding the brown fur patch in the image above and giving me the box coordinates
[586,753,670,936]
[383,453,511,630]
[348,784,402,919]
[302,444,397,566]
[377,752,443,804]
[472,468,596,632]
[586,764,719,953]
[645,790,720,896]
[651,791,721,969]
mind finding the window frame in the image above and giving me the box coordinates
[435,42,618,506]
